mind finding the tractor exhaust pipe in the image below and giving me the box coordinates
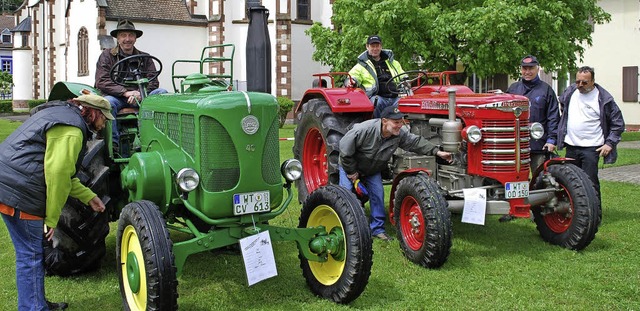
[246,5,271,93]
[441,88,462,153]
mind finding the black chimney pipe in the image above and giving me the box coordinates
[246,5,271,93]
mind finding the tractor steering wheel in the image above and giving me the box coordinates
[384,70,429,96]
[109,54,163,88]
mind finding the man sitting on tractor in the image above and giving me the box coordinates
[347,35,405,118]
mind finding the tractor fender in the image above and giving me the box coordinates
[296,87,374,114]
[388,168,433,226]
[529,156,575,188]
[121,151,171,212]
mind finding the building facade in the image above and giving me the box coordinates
[11,0,332,110]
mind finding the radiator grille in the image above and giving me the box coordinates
[262,118,281,184]
[200,116,239,191]
[181,114,195,158]
[481,120,530,172]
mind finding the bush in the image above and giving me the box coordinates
[29,99,47,109]
[0,100,11,113]
[277,96,295,128]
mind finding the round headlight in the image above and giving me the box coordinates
[176,168,200,192]
[530,122,544,140]
[462,125,482,144]
[281,159,302,182]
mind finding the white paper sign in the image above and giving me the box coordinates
[461,188,487,225]
[239,230,278,286]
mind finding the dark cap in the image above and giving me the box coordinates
[367,35,382,45]
[520,55,539,67]
[110,19,143,38]
[381,106,405,120]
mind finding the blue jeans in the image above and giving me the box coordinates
[371,95,400,118]
[338,166,386,235]
[107,88,168,144]
[2,212,47,311]
[565,145,601,201]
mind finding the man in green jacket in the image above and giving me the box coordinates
[0,94,111,310]
[348,35,405,118]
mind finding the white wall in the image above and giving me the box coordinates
[581,0,640,125]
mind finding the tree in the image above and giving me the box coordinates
[306,0,610,78]
[1,0,22,13]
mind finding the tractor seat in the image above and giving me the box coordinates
[117,107,138,116]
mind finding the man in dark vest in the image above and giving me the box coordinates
[0,94,111,310]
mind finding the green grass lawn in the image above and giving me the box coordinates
[0,121,639,310]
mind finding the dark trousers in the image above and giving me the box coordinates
[565,145,601,201]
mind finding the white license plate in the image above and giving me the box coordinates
[233,191,270,215]
[505,181,529,199]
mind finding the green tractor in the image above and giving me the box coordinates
[42,8,372,309]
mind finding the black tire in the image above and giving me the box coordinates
[293,99,364,203]
[298,185,373,304]
[116,200,178,311]
[44,139,111,276]
[532,163,601,250]
[393,173,452,268]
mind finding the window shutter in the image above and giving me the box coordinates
[622,66,638,102]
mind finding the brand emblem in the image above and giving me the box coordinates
[241,115,259,135]
[513,107,522,118]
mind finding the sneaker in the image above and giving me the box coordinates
[373,232,394,242]
[499,215,515,222]
[46,300,69,310]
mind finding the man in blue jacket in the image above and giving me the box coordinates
[557,66,625,202]
[507,55,560,173]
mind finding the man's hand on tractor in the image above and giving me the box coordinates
[88,196,106,213]
[124,90,142,105]
[347,172,359,183]
[543,143,556,153]
[437,150,453,163]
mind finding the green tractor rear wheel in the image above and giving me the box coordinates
[298,185,372,304]
[116,200,178,311]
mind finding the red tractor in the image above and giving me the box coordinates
[293,70,601,268]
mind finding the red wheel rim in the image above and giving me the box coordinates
[302,128,328,194]
[544,184,574,233]
[399,196,424,251]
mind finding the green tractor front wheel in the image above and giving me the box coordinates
[116,200,178,311]
[298,185,373,304]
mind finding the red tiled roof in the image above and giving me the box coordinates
[105,0,207,25]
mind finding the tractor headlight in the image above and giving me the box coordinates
[176,168,200,192]
[462,125,482,144]
[530,122,544,140]
[281,159,302,182]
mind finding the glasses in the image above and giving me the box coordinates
[575,80,591,86]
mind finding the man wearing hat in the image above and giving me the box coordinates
[0,94,109,310]
[95,19,167,148]
[347,35,406,118]
[503,55,560,222]
[338,105,452,241]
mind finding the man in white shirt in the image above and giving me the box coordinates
[557,66,625,202]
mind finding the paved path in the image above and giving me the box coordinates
[598,141,640,185]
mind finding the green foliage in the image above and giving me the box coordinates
[277,96,295,128]
[28,99,47,109]
[307,0,611,78]
[0,100,11,113]
[1,122,640,310]
[0,71,12,97]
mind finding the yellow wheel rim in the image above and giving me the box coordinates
[307,204,346,285]
[120,225,147,310]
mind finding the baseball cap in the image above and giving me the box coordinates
[75,94,115,120]
[381,106,406,120]
[367,35,382,45]
[520,55,539,67]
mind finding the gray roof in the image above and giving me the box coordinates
[12,16,30,33]
[105,0,207,25]
[0,15,15,31]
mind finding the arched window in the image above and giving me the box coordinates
[78,27,89,76]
